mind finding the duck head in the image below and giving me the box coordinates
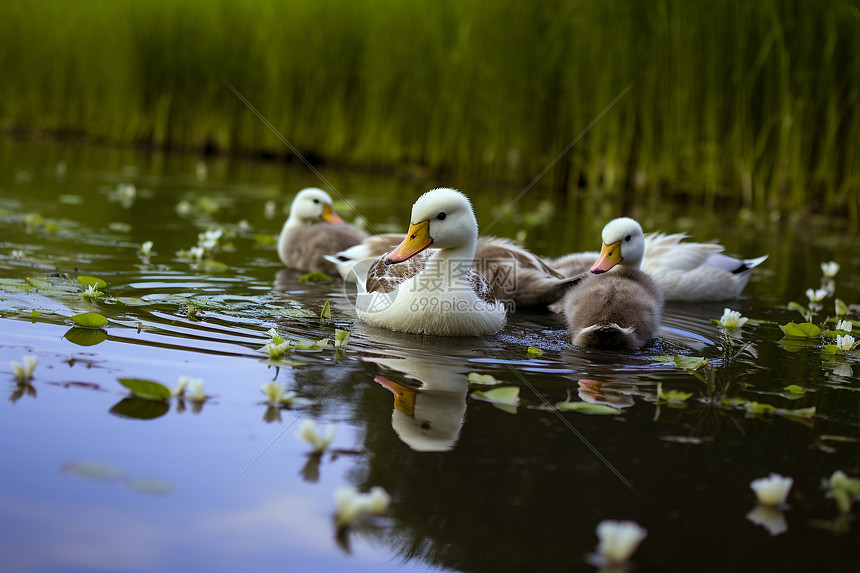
[591,217,646,273]
[385,188,478,264]
[288,187,344,225]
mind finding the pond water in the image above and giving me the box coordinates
[1,137,858,572]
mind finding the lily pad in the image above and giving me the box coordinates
[64,327,107,346]
[109,397,170,420]
[280,308,317,318]
[527,346,544,357]
[556,401,621,415]
[473,386,520,405]
[779,322,822,338]
[657,382,694,403]
[467,373,501,385]
[674,356,708,370]
[835,298,848,317]
[77,275,107,289]
[118,378,172,401]
[69,312,108,328]
[783,385,805,394]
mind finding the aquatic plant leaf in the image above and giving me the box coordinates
[835,298,848,317]
[280,308,317,318]
[61,461,124,481]
[118,378,172,401]
[196,260,229,272]
[109,397,170,420]
[786,301,808,316]
[527,346,544,357]
[299,272,333,284]
[674,356,708,370]
[125,478,174,495]
[657,382,694,402]
[254,234,277,246]
[473,386,520,405]
[334,329,350,348]
[556,401,621,415]
[784,385,805,394]
[822,344,840,354]
[467,372,500,385]
[744,401,776,415]
[77,275,107,289]
[779,322,821,338]
[64,327,107,346]
[320,300,331,318]
[69,312,108,328]
[651,355,674,363]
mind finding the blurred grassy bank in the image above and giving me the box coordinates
[2,0,858,214]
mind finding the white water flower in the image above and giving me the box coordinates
[820,261,841,278]
[79,284,103,298]
[835,334,856,352]
[173,375,193,397]
[115,183,136,205]
[182,377,205,402]
[265,340,291,360]
[140,241,153,256]
[719,308,748,329]
[297,419,337,453]
[188,246,205,261]
[334,485,390,526]
[261,382,296,406]
[264,200,277,219]
[806,288,827,303]
[197,229,223,250]
[595,520,647,565]
[11,249,25,259]
[11,355,38,383]
[750,473,793,506]
[836,320,853,333]
[746,504,788,536]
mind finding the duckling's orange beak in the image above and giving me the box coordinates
[320,203,344,224]
[374,374,417,416]
[591,241,622,273]
[385,220,433,264]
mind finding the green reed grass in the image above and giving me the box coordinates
[1,0,858,214]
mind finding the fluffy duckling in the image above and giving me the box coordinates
[564,217,663,350]
[277,187,368,275]
[355,188,507,336]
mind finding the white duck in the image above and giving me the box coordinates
[563,217,664,350]
[277,187,368,275]
[328,234,578,309]
[354,188,507,336]
[549,232,767,302]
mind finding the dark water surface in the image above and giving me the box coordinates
[1,138,858,572]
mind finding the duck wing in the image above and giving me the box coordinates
[366,250,434,294]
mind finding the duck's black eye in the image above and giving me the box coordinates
[625,235,631,242]
[437,212,446,220]
[312,198,320,204]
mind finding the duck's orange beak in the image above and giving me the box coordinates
[374,374,417,416]
[591,241,622,273]
[320,203,344,224]
[385,220,433,264]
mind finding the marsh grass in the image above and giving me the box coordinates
[2,0,858,214]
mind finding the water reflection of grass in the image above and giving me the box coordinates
[2,0,858,214]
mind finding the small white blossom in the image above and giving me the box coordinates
[261,382,296,406]
[334,485,390,526]
[115,183,136,206]
[184,377,206,402]
[11,249,25,259]
[188,246,205,261]
[79,284,103,298]
[719,308,748,329]
[836,320,853,333]
[264,200,277,219]
[297,419,337,453]
[173,375,192,397]
[835,334,856,352]
[176,200,193,216]
[197,229,223,250]
[140,241,153,256]
[820,261,840,278]
[806,288,827,303]
[750,473,793,507]
[595,520,647,565]
[11,355,38,383]
[265,340,291,360]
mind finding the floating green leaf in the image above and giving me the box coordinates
[526,346,544,357]
[787,301,808,316]
[674,355,708,370]
[784,385,805,394]
[77,275,107,289]
[334,329,350,348]
[651,355,674,363]
[299,272,333,284]
[254,234,278,246]
[556,401,621,415]
[779,322,821,338]
[294,338,329,350]
[69,312,108,328]
[320,300,331,319]
[64,327,107,346]
[109,397,170,420]
[657,382,694,403]
[822,344,841,354]
[118,378,172,401]
[196,260,230,272]
[467,372,500,385]
[744,400,776,415]
[280,308,317,318]
[473,386,520,405]
[835,298,848,317]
